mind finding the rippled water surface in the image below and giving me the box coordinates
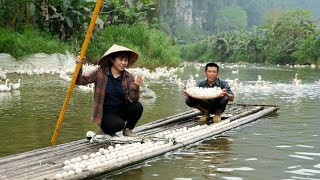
[1,56,320,180]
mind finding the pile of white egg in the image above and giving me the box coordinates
[54,122,229,179]
[185,86,222,99]
[154,122,227,143]
[54,141,174,179]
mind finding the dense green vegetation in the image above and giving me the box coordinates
[0,27,74,58]
[0,0,179,67]
[182,10,320,65]
[0,25,179,68]
[159,0,320,37]
[0,0,319,67]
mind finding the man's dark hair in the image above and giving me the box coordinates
[205,63,219,72]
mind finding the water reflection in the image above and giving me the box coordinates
[0,92,12,102]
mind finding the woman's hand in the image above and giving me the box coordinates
[76,55,86,64]
[134,75,143,87]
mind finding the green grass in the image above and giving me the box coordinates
[0,27,74,59]
[0,25,181,67]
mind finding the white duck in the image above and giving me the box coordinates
[255,75,271,89]
[292,73,302,86]
[59,72,72,83]
[0,71,6,80]
[12,79,21,90]
[78,83,94,92]
[0,79,10,91]
[0,83,12,92]
[232,69,239,74]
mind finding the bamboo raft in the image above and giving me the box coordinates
[0,103,279,180]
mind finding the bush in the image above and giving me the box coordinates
[0,27,74,58]
[179,42,207,61]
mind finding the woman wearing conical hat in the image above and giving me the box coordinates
[76,44,143,137]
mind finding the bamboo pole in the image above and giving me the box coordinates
[50,0,103,145]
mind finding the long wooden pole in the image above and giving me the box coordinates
[51,0,103,145]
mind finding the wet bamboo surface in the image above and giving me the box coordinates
[0,104,279,180]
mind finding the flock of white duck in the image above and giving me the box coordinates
[1,60,319,97]
[0,61,189,96]
[0,68,21,92]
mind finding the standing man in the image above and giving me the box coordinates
[185,63,234,123]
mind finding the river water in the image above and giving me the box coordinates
[1,54,320,180]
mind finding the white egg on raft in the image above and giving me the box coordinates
[108,146,114,151]
[103,150,109,155]
[70,158,77,164]
[64,160,71,166]
[68,170,75,176]
[82,155,89,160]
[99,148,105,154]
[69,164,75,169]
[76,157,82,162]
[54,173,63,179]
[75,168,83,174]
[89,153,96,158]
[79,163,86,169]
[72,164,80,171]
[94,159,101,164]
[63,165,71,171]
[97,162,103,168]
[87,165,94,171]
[100,157,107,163]
[62,171,69,178]
[94,155,100,160]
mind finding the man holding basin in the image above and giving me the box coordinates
[184,62,234,124]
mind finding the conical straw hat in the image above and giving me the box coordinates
[98,44,139,66]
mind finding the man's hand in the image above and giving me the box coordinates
[183,86,188,96]
[221,88,234,101]
[221,88,227,97]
